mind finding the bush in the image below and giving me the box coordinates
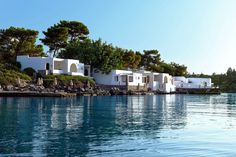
[4,63,21,71]
[15,62,22,69]
[23,67,36,76]
[43,79,54,88]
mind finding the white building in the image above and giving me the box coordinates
[139,71,176,93]
[173,76,212,89]
[17,55,90,76]
[93,69,176,93]
[93,70,147,90]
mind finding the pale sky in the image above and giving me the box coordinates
[1,0,236,74]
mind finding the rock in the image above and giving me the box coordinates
[37,78,43,86]
[66,86,72,92]
[109,87,121,95]
[119,90,127,95]
[53,78,58,86]
[16,77,27,87]
[86,88,94,94]
[70,80,74,87]
[5,84,14,91]
[80,88,85,92]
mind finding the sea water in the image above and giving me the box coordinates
[0,94,236,156]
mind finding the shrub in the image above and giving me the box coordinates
[23,67,36,76]
[15,62,22,69]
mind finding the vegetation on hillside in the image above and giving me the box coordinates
[0,64,31,85]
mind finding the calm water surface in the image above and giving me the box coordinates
[0,94,236,156]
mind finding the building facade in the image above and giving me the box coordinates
[93,69,176,93]
[17,55,89,76]
[173,76,212,89]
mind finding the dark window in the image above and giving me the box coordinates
[85,69,89,76]
[121,75,127,82]
[46,63,50,70]
[142,77,146,83]
[114,76,119,81]
[129,76,133,82]
[154,75,158,81]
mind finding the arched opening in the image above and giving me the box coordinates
[84,69,88,76]
[70,63,77,72]
[164,76,168,83]
[46,63,50,70]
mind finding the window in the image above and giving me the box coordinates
[147,76,150,83]
[114,76,119,82]
[142,77,147,83]
[164,76,168,83]
[121,75,127,82]
[46,63,50,70]
[129,76,133,82]
[54,61,63,70]
[154,75,158,81]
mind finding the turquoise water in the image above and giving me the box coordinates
[0,94,236,156]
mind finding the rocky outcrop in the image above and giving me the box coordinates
[0,78,157,96]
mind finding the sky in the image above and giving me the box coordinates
[1,0,236,74]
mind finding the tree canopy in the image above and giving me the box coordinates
[0,27,43,63]
[59,39,123,74]
[40,20,89,57]
[41,27,68,57]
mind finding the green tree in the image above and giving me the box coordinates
[122,50,141,69]
[41,20,89,57]
[59,39,123,74]
[140,50,162,72]
[40,27,68,57]
[160,62,175,75]
[0,27,43,63]
[57,20,89,42]
[170,62,187,76]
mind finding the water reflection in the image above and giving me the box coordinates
[0,94,235,156]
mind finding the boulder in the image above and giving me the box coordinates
[5,84,14,91]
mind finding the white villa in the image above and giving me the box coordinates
[17,55,90,76]
[93,69,176,93]
[93,70,147,91]
[173,76,212,89]
[140,71,176,93]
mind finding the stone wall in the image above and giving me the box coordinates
[127,85,147,92]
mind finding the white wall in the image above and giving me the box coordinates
[93,70,117,85]
[127,73,145,86]
[17,55,52,71]
[93,70,146,86]
[17,55,85,76]
[174,77,212,89]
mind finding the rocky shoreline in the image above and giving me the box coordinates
[0,80,156,97]
[0,78,220,97]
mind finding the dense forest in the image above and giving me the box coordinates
[0,20,236,92]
